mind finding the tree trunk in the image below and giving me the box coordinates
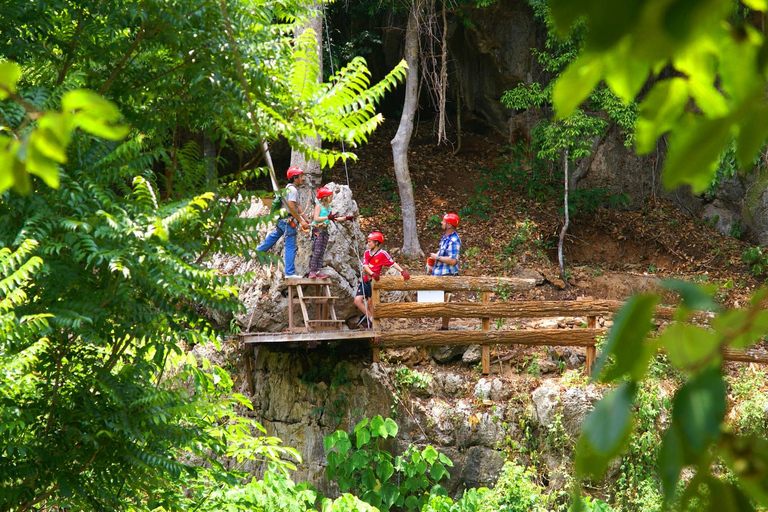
[291,6,323,199]
[558,148,569,283]
[391,1,424,258]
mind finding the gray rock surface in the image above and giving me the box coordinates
[208,184,368,332]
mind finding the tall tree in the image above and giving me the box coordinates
[391,0,425,258]
[0,0,405,509]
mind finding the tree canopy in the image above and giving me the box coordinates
[0,0,405,509]
[545,1,768,509]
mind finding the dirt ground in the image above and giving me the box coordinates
[324,120,760,306]
[320,120,767,371]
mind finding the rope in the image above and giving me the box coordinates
[320,5,372,327]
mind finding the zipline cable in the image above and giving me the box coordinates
[319,4,373,328]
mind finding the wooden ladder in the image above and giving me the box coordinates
[286,277,344,332]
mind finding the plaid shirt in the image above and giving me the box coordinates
[432,231,461,276]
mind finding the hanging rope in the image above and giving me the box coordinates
[320,4,372,327]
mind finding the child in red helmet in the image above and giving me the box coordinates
[354,231,410,328]
[308,186,354,278]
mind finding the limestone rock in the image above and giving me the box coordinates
[429,344,468,363]
[207,184,369,332]
[462,344,482,364]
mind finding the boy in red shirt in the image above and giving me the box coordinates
[354,231,410,328]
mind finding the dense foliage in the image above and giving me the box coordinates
[0,0,405,509]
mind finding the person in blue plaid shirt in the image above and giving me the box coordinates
[430,213,461,329]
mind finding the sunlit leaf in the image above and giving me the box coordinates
[672,366,726,455]
[553,53,604,119]
[604,40,651,103]
[593,294,658,382]
[635,78,689,154]
[659,323,721,372]
[575,382,637,479]
[660,279,718,311]
[0,61,21,99]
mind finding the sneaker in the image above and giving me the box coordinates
[315,271,329,278]
[284,274,300,279]
[308,271,317,279]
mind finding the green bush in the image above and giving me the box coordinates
[478,462,547,512]
[422,487,489,512]
[324,415,453,512]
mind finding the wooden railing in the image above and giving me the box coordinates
[371,275,768,375]
[371,276,609,374]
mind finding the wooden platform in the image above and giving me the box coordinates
[241,329,378,343]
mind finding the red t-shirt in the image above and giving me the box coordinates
[362,249,395,282]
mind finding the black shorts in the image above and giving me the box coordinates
[356,279,372,298]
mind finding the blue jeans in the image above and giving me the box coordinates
[257,218,298,275]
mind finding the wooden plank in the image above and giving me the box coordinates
[372,300,711,323]
[372,287,381,363]
[296,285,311,331]
[481,291,490,375]
[723,348,768,364]
[377,328,607,348]
[288,282,295,330]
[374,275,539,292]
[373,300,624,319]
[585,316,597,376]
[241,330,378,343]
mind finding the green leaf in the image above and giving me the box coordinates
[663,113,733,193]
[704,478,755,512]
[575,382,637,479]
[735,104,768,170]
[62,89,129,140]
[658,426,685,503]
[742,0,767,9]
[26,141,60,189]
[660,323,721,372]
[380,482,400,507]
[422,445,438,465]
[429,462,449,482]
[593,294,658,382]
[355,427,371,449]
[660,279,718,311]
[383,417,398,438]
[713,308,768,349]
[0,61,21,99]
[352,449,370,469]
[635,78,689,154]
[376,459,394,483]
[361,468,377,491]
[553,53,604,119]
[719,432,768,507]
[604,40,651,103]
[370,415,385,437]
[672,366,726,455]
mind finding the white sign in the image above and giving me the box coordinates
[417,290,444,303]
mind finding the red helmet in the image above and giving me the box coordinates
[367,231,384,244]
[286,166,304,179]
[443,212,460,227]
[316,186,333,200]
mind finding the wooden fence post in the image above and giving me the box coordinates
[372,287,381,363]
[586,316,597,376]
[481,291,490,375]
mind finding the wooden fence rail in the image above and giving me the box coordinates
[370,275,766,375]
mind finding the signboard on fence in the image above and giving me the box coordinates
[417,290,444,303]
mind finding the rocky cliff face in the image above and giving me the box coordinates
[212,341,605,498]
